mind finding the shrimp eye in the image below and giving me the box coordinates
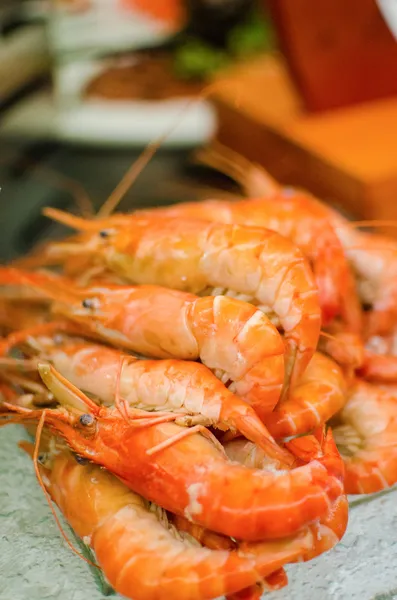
[79,413,95,427]
[73,453,89,465]
[37,453,47,464]
[99,229,112,238]
[82,297,100,310]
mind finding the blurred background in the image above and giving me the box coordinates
[1,0,397,262]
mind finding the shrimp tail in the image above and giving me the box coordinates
[286,427,345,482]
[265,353,347,438]
[226,582,265,600]
[221,403,295,468]
[263,568,289,591]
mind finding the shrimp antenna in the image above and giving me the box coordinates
[0,154,93,216]
[44,80,246,225]
[31,164,94,217]
[96,79,241,218]
[319,331,340,343]
[114,354,130,421]
[344,244,397,255]
[344,220,397,230]
[0,321,76,358]
[42,208,98,232]
[26,413,100,569]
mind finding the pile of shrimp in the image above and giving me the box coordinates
[1,142,397,600]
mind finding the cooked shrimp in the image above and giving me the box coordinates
[331,380,397,493]
[359,351,397,383]
[38,209,321,392]
[318,328,365,371]
[223,434,348,561]
[14,337,291,465]
[0,267,285,415]
[328,213,397,337]
[376,383,397,397]
[25,447,312,600]
[158,143,360,333]
[264,352,347,438]
[164,518,288,592]
[357,328,397,383]
[1,364,344,541]
[238,493,348,567]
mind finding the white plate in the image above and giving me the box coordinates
[48,0,174,54]
[377,0,397,39]
[55,59,217,146]
[1,60,217,148]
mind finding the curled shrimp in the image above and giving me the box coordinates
[263,352,347,438]
[167,518,288,594]
[6,336,291,465]
[0,267,285,416]
[23,446,312,600]
[1,363,344,541]
[38,209,321,392]
[318,328,365,372]
[357,328,397,383]
[222,434,348,562]
[152,143,360,333]
[331,379,397,494]
[359,351,397,384]
[328,212,397,337]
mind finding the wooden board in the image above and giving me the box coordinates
[212,54,397,231]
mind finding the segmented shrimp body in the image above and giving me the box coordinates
[264,352,347,438]
[359,351,397,383]
[329,213,397,336]
[223,435,348,562]
[0,268,285,415]
[150,517,289,594]
[38,211,320,391]
[2,365,344,541]
[164,144,361,333]
[332,380,397,493]
[143,196,359,329]
[28,338,289,463]
[350,322,397,383]
[33,449,312,600]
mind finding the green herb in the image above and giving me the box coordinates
[68,527,115,596]
[227,12,275,58]
[173,38,230,81]
[349,486,397,509]
[172,10,276,81]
